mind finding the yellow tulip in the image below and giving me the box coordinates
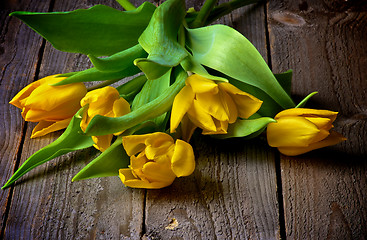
[170,74,262,139]
[267,108,346,156]
[80,86,130,152]
[9,74,87,138]
[119,132,195,189]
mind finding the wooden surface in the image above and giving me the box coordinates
[0,0,366,239]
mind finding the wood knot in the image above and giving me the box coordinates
[271,11,306,27]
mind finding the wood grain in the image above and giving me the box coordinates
[0,0,52,237]
[2,0,367,239]
[144,137,280,240]
[2,0,148,239]
[143,3,281,239]
[268,0,367,238]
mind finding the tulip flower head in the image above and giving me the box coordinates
[80,86,130,152]
[9,75,87,138]
[267,108,346,156]
[119,132,195,189]
[170,74,262,139]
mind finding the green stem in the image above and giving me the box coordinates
[186,0,260,27]
[206,0,260,25]
[191,0,218,28]
[115,0,136,11]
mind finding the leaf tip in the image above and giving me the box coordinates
[1,182,10,190]
[9,11,19,17]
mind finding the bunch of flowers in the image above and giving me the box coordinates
[2,0,346,190]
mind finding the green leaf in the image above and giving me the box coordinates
[2,109,94,189]
[214,69,293,117]
[132,70,171,111]
[229,78,283,117]
[136,0,187,78]
[85,66,188,136]
[56,45,146,86]
[10,3,156,56]
[53,66,141,86]
[296,91,318,108]
[134,59,171,80]
[180,55,228,82]
[89,44,147,72]
[214,117,276,139]
[72,137,129,181]
[132,69,171,128]
[116,75,147,102]
[274,69,293,96]
[57,72,76,77]
[186,25,295,109]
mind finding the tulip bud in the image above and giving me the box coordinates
[119,132,195,189]
[267,108,346,156]
[170,74,262,140]
[9,75,87,138]
[80,86,130,152]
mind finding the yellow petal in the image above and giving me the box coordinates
[9,81,41,109]
[278,131,346,156]
[37,74,66,85]
[305,117,333,131]
[142,162,176,183]
[219,83,262,119]
[112,98,131,135]
[187,99,217,132]
[81,86,119,107]
[92,135,113,152]
[144,133,174,159]
[80,106,90,132]
[275,108,338,122]
[30,118,71,138]
[145,141,173,160]
[202,119,228,135]
[122,134,149,156]
[119,168,137,182]
[130,154,152,181]
[10,75,65,108]
[123,132,174,157]
[170,85,195,133]
[186,74,219,94]
[81,86,119,117]
[119,168,174,189]
[25,81,85,111]
[180,115,197,142]
[145,132,174,147]
[171,140,195,177]
[267,116,320,147]
[310,129,330,143]
[196,92,229,122]
[113,98,130,117]
[218,89,238,123]
[24,98,81,122]
[130,154,147,171]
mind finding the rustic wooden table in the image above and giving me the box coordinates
[1,0,367,239]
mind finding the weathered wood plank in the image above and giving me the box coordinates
[268,0,367,238]
[145,137,280,240]
[0,0,53,237]
[2,0,149,239]
[143,3,281,239]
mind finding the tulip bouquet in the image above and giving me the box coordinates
[2,0,346,190]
